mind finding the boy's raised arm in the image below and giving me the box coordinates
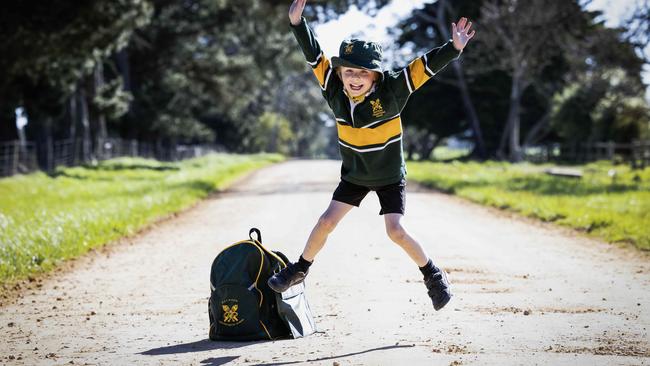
[289,0,335,92]
[419,17,474,78]
[388,17,475,102]
[289,0,306,26]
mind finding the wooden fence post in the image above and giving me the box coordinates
[607,141,615,162]
[12,140,19,176]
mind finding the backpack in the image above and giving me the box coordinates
[208,228,316,341]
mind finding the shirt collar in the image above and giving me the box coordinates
[344,83,376,104]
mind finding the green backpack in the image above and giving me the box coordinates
[208,228,315,341]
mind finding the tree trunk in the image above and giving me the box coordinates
[451,62,486,158]
[498,72,524,161]
[69,92,77,140]
[115,49,136,139]
[434,0,487,159]
[407,142,416,161]
[497,113,512,160]
[0,105,19,142]
[93,63,107,159]
[32,115,54,172]
[45,117,54,172]
[420,135,441,161]
[523,110,551,146]
[115,49,132,94]
[507,75,523,162]
[79,84,92,163]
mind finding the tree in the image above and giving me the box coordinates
[627,0,650,61]
[552,68,650,143]
[392,0,485,160]
[476,0,591,161]
[0,0,393,168]
[123,0,388,153]
[0,0,152,166]
[413,0,486,158]
[395,0,649,162]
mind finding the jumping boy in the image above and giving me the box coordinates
[268,0,475,311]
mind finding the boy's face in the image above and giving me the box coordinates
[338,66,378,97]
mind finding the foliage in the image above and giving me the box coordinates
[0,0,152,109]
[392,0,481,158]
[0,0,388,157]
[93,78,133,120]
[119,0,387,148]
[626,0,650,61]
[270,72,335,157]
[393,0,648,160]
[408,160,650,250]
[0,153,283,285]
[552,68,650,143]
[1,0,647,161]
[250,112,295,155]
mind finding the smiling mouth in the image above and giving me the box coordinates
[349,84,364,92]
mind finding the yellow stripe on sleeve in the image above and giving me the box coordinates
[407,58,431,90]
[313,57,331,88]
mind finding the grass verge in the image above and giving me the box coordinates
[408,160,650,251]
[0,153,283,286]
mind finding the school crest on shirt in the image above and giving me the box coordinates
[370,98,386,118]
[344,43,354,54]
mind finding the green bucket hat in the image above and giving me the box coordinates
[331,39,384,81]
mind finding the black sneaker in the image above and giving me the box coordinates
[267,262,308,293]
[424,268,452,311]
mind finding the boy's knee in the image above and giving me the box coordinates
[316,214,338,233]
[386,223,407,243]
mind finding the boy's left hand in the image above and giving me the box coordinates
[452,17,475,51]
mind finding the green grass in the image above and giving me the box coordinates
[431,146,471,161]
[408,160,650,251]
[0,153,283,285]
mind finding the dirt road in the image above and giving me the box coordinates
[1,160,649,365]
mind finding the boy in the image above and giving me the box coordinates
[268,0,475,311]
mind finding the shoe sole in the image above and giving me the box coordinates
[267,276,305,293]
[267,277,287,293]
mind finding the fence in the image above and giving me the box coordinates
[524,140,650,168]
[0,138,222,178]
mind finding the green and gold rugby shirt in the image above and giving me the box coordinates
[291,18,461,187]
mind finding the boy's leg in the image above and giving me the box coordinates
[376,180,452,310]
[269,180,369,293]
[268,199,355,293]
[302,199,355,261]
[383,213,428,267]
[375,180,428,266]
[384,214,452,311]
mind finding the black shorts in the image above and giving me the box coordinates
[332,178,406,215]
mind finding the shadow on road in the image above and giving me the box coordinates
[200,356,240,366]
[252,344,415,365]
[140,338,266,356]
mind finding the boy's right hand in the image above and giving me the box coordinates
[289,0,306,26]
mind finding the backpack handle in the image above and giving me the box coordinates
[249,228,262,243]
